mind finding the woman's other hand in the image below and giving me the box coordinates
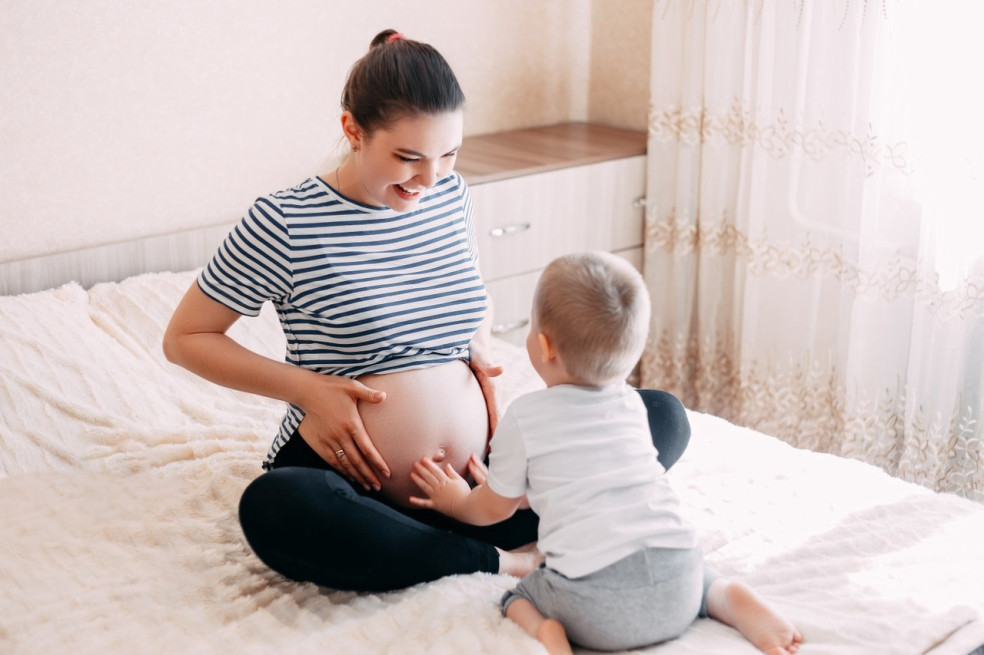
[468,340,503,433]
[297,375,389,491]
[466,453,489,486]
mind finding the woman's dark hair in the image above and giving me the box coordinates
[341,29,465,135]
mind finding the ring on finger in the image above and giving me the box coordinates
[335,449,346,459]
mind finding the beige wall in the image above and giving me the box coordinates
[0,0,651,264]
[589,0,654,130]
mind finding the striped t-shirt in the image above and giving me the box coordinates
[196,172,488,467]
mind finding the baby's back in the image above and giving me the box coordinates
[491,384,698,579]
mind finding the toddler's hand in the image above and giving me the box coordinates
[409,457,471,516]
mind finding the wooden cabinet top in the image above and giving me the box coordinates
[455,122,647,185]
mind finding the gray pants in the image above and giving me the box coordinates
[501,547,717,652]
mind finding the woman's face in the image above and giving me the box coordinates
[347,110,463,212]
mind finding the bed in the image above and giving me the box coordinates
[2,265,983,655]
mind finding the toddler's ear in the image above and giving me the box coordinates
[537,332,557,363]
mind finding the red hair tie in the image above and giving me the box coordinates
[387,32,405,43]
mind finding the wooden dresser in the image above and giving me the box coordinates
[456,122,648,345]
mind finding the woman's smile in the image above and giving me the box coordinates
[394,182,424,199]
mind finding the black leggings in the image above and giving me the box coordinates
[238,389,691,592]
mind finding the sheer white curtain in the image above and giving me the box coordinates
[642,0,984,501]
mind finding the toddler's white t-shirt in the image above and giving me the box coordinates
[486,384,697,578]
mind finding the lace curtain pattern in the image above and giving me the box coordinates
[642,0,984,501]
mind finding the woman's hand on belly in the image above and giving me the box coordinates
[295,373,391,491]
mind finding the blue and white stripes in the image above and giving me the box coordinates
[196,172,487,465]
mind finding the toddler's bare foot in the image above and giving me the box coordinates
[706,579,803,655]
[536,618,573,655]
[496,542,544,577]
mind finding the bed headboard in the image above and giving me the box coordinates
[0,223,235,297]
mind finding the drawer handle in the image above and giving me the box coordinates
[488,223,531,238]
[491,318,530,334]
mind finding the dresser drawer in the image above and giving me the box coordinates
[486,246,644,347]
[470,155,645,282]
[485,270,539,346]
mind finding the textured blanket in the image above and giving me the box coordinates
[1,271,982,655]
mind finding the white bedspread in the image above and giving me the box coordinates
[1,271,982,655]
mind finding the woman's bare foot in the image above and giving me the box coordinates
[496,542,545,577]
[536,619,573,655]
[706,579,803,655]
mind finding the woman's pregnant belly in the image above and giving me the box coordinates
[357,359,489,508]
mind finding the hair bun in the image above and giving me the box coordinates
[370,29,403,48]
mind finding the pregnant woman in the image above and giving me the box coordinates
[163,29,691,592]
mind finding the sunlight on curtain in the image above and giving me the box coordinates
[642,0,984,501]
[904,3,984,290]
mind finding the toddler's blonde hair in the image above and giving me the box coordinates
[532,251,651,386]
